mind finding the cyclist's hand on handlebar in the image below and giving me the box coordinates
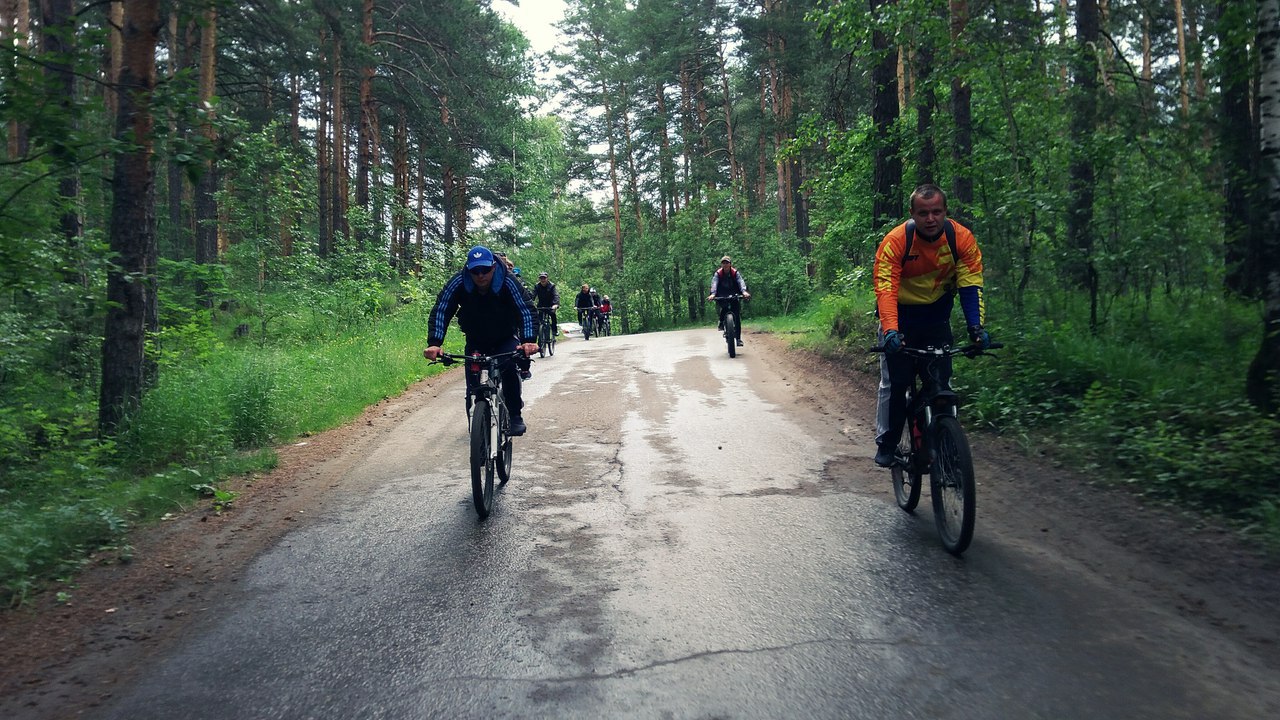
[552,304,558,310]
[968,325,991,349]
[706,294,715,301]
[424,345,443,361]
[518,342,539,357]
[743,291,751,299]
[882,330,903,353]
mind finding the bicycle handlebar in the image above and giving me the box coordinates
[430,349,529,366]
[869,341,1004,357]
[708,294,747,301]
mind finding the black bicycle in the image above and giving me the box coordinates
[431,350,526,519]
[536,307,557,357]
[871,341,1002,555]
[598,311,611,337]
[709,295,746,358]
[577,307,598,340]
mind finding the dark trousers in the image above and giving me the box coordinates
[880,321,954,450]
[715,298,743,341]
[464,336,523,419]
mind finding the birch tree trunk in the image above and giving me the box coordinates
[1248,0,1280,411]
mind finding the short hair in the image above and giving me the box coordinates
[910,183,947,211]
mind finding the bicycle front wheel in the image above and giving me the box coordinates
[930,415,975,555]
[724,311,737,358]
[891,418,922,512]
[538,323,549,357]
[470,399,496,518]
[496,399,513,484]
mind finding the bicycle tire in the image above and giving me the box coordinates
[725,312,737,358]
[549,331,555,356]
[496,399,513,484]
[538,322,550,358]
[470,399,495,519]
[891,418,923,512]
[930,415,975,555]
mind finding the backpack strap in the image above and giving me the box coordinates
[903,219,957,267]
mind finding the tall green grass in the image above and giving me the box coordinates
[1,294,458,606]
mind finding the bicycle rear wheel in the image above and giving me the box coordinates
[724,312,737,358]
[538,323,548,357]
[930,415,975,555]
[496,399,513,484]
[891,418,922,512]
[470,399,496,518]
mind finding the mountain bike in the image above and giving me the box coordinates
[577,307,597,340]
[431,350,525,519]
[870,341,1002,555]
[536,307,557,357]
[709,295,746,358]
[598,311,611,337]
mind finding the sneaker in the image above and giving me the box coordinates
[736,339,744,347]
[873,443,894,467]
[519,369,532,380]
[509,417,527,436]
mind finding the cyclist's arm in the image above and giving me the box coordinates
[872,226,908,333]
[426,274,464,347]
[953,228,986,328]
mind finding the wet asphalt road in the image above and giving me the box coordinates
[97,329,1279,719]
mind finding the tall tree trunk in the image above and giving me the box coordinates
[41,0,80,244]
[757,72,769,207]
[1220,0,1259,297]
[871,0,902,230]
[317,36,332,257]
[1247,0,1280,411]
[1175,0,1190,119]
[916,24,936,185]
[717,38,744,217]
[331,32,349,241]
[356,0,375,240]
[100,0,161,435]
[193,7,218,268]
[656,82,673,229]
[1068,0,1100,330]
[950,0,973,219]
[679,60,693,206]
[619,80,644,236]
[3,0,30,158]
[164,11,189,257]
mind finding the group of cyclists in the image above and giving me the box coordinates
[573,284,612,340]
[421,182,994,472]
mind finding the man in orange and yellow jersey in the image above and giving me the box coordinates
[872,183,992,467]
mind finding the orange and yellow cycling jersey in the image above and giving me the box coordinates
[873,219,984,333]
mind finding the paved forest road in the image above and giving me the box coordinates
[4,329,1280,719]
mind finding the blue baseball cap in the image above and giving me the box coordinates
[464,246,495,270]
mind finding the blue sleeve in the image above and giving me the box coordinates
[427,274,464,346]
[958,286,983,328]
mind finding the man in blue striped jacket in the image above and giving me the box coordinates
[423,246,540,436]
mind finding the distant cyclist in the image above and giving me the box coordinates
[707,255,750,347]
[574,283,598,340]
[533,272,560,337]
[423,246,539,436]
